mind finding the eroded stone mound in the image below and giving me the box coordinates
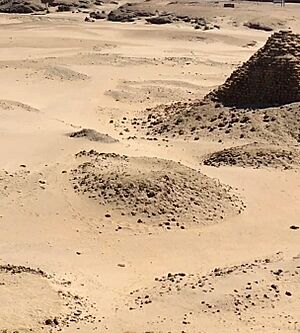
[70,150,244,229]
[203,143,300,169]
[69,129,118,143]
[0,264,98,332]
[0,0,44,13]
[207,30,300,107]
[128,253,300,331]
[107,2,211,29]
[107,3,155,22]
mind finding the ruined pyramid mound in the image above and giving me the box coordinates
[70,150,244,229]
[207,30,300,107]
[203,143,300,169]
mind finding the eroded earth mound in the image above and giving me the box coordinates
[69,128,118,143]
[69,150,244,229]
[0,264,98,332]
[203,143,300,169]
[123,99,300,143]
[127,253,300,332]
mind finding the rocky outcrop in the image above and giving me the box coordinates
[107,2,211,29]
[146,15,173,24]
[0,0,44,13]
[107,3,155,22]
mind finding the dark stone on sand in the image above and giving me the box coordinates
[45,319,53,325]
[90,10,106,19]
[146,15,174,24]
[107,3,155,22]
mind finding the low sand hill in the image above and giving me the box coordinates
[202,143,300,169]
[0,264,97,332]
[69,150,244,229]
[69,128,118,143]
[126,253,300,332]
[207,30,300,107]
[123,99,300,143]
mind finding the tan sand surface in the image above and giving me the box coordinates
[0,2,300,332]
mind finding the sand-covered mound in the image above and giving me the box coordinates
[42,66,89,81]
[70,150,244,229]
[124,99,300,143]
[206,30,300,107]
[0,264,97,332]
[69,129,118,143]
[0,100,40,113]
[203,143,300,169]
[127,253,300,332]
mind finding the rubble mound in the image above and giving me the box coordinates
[70,150,244,229]
[127,254,300,331]
[124,99,300,144]
[203,143,300,169]
[69,128,118,143]
[206,30,300,107]
[0,264,98,332]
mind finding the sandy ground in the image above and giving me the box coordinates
[0,1,300,332]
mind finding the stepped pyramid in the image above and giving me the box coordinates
[207,31,300,107]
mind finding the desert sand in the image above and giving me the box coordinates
[0,0,300,332]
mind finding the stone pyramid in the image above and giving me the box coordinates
[207,30,300,107]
